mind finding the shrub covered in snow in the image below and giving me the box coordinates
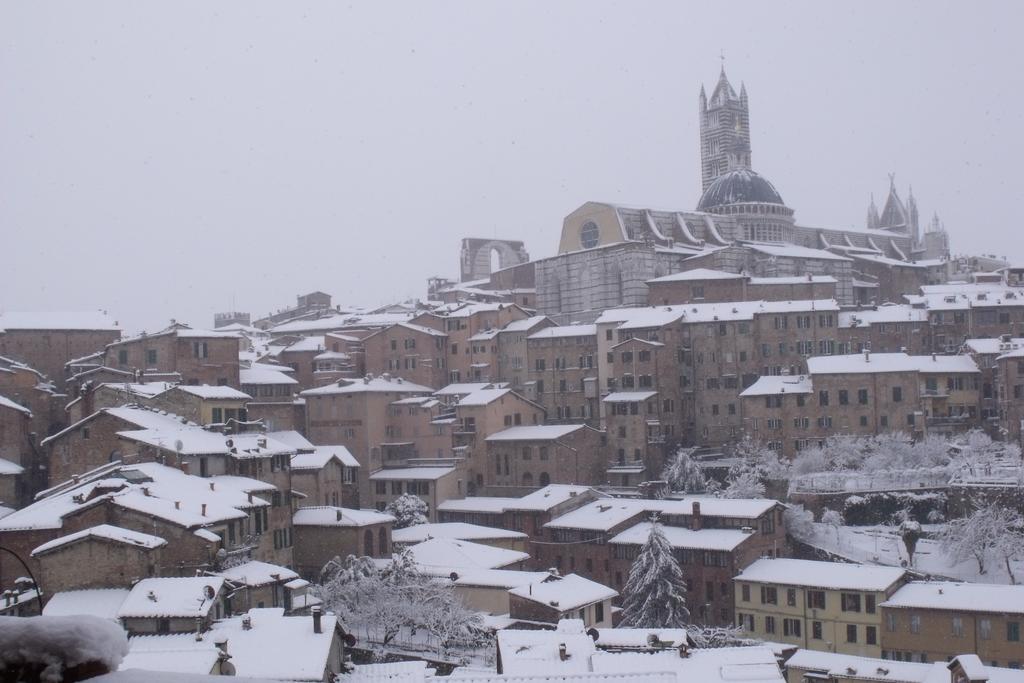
[940,502,1024,583]
[385,493,429,529]
[661,447,707,494]
[0,614,128,682]
[842,491,947,526]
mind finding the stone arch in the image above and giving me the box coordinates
[460,238,530,282]
[363,529,374,557]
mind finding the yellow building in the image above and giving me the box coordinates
[735,558,906,657]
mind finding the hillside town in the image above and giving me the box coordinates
[3,22,1024,683]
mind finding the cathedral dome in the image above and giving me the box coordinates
[697,169,785,211]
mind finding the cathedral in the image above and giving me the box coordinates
[534,67,953,320]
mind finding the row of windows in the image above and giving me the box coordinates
[885,612,1021,641]
[374,480,430,495]
[740,585,874,613]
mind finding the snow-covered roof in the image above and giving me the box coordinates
[486,424,587,442]
[369,466,456,481]
[405,537,529,570]
[0,310,119,330]
[0,395,30,417]
[96,382,175,399]
[509,573,617,610]
[301,375,433,396]
[782,649,932,683]
[283,335,326,353]
[596,300,839,330]
[437,485,595,514]
[964,337,1024,355]
[118,577,225,619]
[591,646,784,683]
[749,275,837,285]
[543,500,645,531]
[0,457,25,475]
[446,567,549,589]
[528,324,597,340]
[839,305,929,327]
[42,589,131,620]
[807,352,978,375]
[603,391,657,403]
[737,558,906,591]
[739,375,812,397]
[744,241,853,261]
[218,560,299,587]
[32,524,167,556]
[208,607,340,681]
[264,429,315,451]
[292,506,394,527]
[545,497,778,532]
[174,384,251,400]
[880,581,1024,614]
[457,387,514,406]
[434,382,497,396]
[291,445,359,470]
[392,522,527,545]
[647,268,745,283]
[239,367,299,385]
[496,621,598,675]
[588,627,690,649]
[120,635,221,676]
[503,316,553,332]
[608,522,752,551]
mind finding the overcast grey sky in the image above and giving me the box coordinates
[2,1,1022,333]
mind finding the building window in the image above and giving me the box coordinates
[886,612,897,632]
[892,386,903,402]
[952,617,964,637]
[980,619,991,640]
[741,584,750,602]
[866,626,877,645]
[910,615,921,634]
[146,349,157,365]
[807,590,825,610]
[783,619,801,638]
[812,621,823,640]
[1009,621,1021,642]
[760,586,777,605]
[847,624,858,643]
[866,595,876,614]
[858,389,868,405]
[764,616,776,634]
[841,593,861,612]
[787,589,797,607]
[595,601,604,623]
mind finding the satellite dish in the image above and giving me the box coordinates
[220,661,236,676]
[175,439,184,453]
[343,633,357,647]
[225,439,234,448]
[203,585,216,600]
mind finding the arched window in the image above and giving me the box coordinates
[522,472,534,487]
[378,528,388,555]
[539,472,550,487]
[363,529,374,557]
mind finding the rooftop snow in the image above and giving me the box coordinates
[218,560,299,587]
[457,387,514,406]
[509,573,617,610]
[291,445,359,469]
[965,337,1024,355]
[437,485,595,514]
[647,268,745,283]
[392,522,527,545]
[880,581,1024,614]
[839,305,929,327]
[369,466,456,481]
[239,367,299,385]
[737,558,906,591]
[0,457,25,475]
[301,376,433,396]
[292,506,394,527]
[0,311,119,330]
[434,382,499,396]
[42,589,131,620]
[486,424,586,441]
[591,646,784,683]
[404,537,529,570]
[264,430,315,451]
[528,324,597,340]
[739,375,812,396]
[744,242,853,261]
[807,352,978,375]
[174,384,251,400]
[545,497,777,532]
[749,275,838,285]
[32,524,167,556]
[118,577,225,619]
[608,522,752,551]
[0,395,31,416]
[283,335,326,353]
[603,391,657,403]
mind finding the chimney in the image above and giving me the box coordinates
[864,349,870,362]
[247,493,253,504]
[174,501,181,510]
[558,643,569,661]
[678,643,690,659]
[180,461,190,475]
[932,353,937,362]
[195,617,204,641]
[209,482,215,491]
[201,503,207,517]
[242,615,252,631]
[336,509,343,522]
[312,606,323,634]
[691,502,702,531]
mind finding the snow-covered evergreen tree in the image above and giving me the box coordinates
[821,508,844,543]
[620,519,690,628]
[385,493,429,529]
[661,447,706,493]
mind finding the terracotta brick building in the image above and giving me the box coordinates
[484,423,606,490]
[103,324,241,388]
[0,311,120,390]
[361,323,449,389]
[291,507,394,578]
[523,324,598,425]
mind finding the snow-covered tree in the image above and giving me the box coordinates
[687,625,759,648]
[722,470,766,499]
[897,515,923,567]
[822,508,844,543]
[314,550,490,652]
[385,493,429,529]
[662,447,706,493]
[941,503,1024,581]
[783,504,815,543]
[620,520,690,628]
[732,436,790,481]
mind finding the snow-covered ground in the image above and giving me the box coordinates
[803,522,1024,585]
